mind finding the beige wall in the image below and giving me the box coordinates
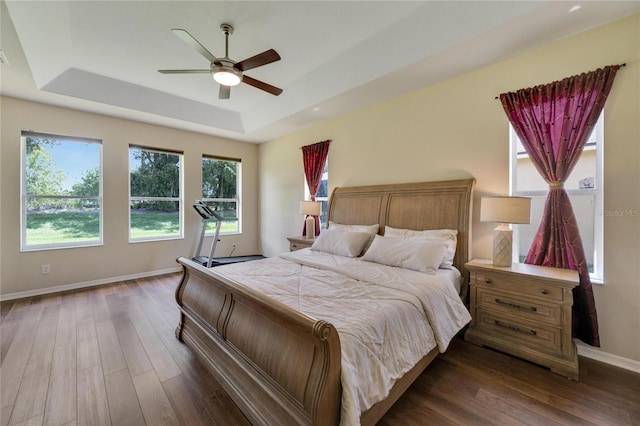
[1,97,260,296]
[259,15,640,362]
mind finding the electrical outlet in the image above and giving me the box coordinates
[41,264,51,274]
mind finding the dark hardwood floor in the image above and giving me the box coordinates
[1,273,638,426]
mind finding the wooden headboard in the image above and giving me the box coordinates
[327,178,475,279]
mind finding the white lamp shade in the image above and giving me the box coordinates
[299,201,321,216]
[480,196,531,224]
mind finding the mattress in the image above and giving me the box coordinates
[213,249,471,425]
[440,265,463,295]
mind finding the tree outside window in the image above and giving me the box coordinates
[21,132,102,250]
[129,146,183,241]
[202,156,240,234]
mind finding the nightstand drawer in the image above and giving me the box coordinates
[289,241,306,251]
[476,309,562,352]
[472,271,563,301]
[287,236,315,251]
[477,288,562,326]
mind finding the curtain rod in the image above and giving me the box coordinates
[493,63,626,99]
[299,139,332,149]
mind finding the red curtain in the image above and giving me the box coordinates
[301,140,331,236]
[500,65,620,347]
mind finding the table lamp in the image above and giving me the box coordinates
[299,201,321,239]
[480,196,531,267]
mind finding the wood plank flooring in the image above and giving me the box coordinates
[1,273,638,425]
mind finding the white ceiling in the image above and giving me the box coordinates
[1,1,638,143]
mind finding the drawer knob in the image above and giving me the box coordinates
[540,289,549,295]
[484,278,492,284]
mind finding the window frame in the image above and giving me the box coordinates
[304,161,329,230]
[201,155,241,236]
[128,145,184,243]
[20,131,104,252]
[510,113,604,282]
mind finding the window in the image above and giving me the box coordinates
[202,156,240,234]
[21,131,103,251]
[305,161,329,230]
[129,146,183,241]
[510,113,603,280]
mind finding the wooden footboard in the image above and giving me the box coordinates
[174,257,342,426]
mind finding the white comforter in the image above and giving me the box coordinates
[213,249,471,425]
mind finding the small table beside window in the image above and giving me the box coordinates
[287,236,316,251]
[464,259,580,380]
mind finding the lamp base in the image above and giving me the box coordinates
[493,225,513,267]
[305,216,315,240]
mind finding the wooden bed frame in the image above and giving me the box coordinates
[174,178,474,425]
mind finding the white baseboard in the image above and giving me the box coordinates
[576,341,640,374]
[0,267,182,302]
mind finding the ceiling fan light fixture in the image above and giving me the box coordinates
[212,66,242,86]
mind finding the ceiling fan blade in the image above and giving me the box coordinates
[171,28,218,63]
[242,75,283,96]
[158,69,210,74]
[219,85,230,99]
[235,49,281,72]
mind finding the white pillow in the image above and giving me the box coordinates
[328,221,379,250]
[311,228,372,258]
[384,226,458,269]
[361,235,448,274]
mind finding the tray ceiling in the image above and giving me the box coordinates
[2,1,638,142]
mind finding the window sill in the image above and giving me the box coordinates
[129,235,184,244]
[21,241,103,252]
[590,275,604,285]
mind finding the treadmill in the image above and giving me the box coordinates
[192,200,264,268]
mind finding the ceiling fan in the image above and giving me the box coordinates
[158,24,283,99]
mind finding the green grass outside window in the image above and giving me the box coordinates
[26,211,237,245]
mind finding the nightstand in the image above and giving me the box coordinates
[464,259,580,380]
[287,236,316,251]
